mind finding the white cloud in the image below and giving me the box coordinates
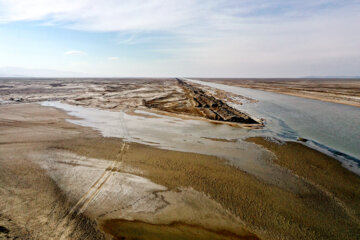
[0,0,360,77]
[0,0,201,31]
[107,57,119,61]
[64,50,85,56]
[1,1,356,33]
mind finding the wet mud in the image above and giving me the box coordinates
[101,220,259,240]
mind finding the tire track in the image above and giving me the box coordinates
[76,144,129,215]
[54,143,127,240]
[54,111,131,239]
[73,144,125,212]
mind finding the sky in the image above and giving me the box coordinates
[0,0,359,77]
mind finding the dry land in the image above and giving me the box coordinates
[0,78,359,240]
[195,78,360,107]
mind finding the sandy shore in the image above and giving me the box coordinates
[1,103,360,240]
[195,78,360,107]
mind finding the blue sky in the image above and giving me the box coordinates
[0,0,359,77]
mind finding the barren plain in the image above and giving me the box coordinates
[0,78,360,240]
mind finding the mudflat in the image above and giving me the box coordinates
[0,103,260,240]
[1,78,360,240]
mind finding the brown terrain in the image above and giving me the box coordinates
[195,78,360,107]
[0,78,257,125]
[1,78,360,240]
[175,79,258,124]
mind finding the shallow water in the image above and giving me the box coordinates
[186,78,360,174]
[41,101,304,188]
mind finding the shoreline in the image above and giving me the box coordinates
[186,78,360,172]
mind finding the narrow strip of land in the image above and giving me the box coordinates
[195,78,360,107]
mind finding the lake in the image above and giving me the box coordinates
[186,78,360,174]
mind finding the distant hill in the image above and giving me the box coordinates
[0,67,90,78]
